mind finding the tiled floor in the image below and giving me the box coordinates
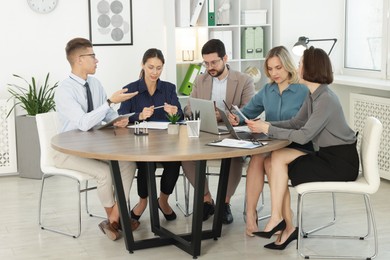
[0,173,389,260]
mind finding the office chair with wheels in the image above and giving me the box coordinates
[295,117,382,259]
[36,112,104,238]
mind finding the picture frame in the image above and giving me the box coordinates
[88,0,133,46]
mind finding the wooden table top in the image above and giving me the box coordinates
[51,125,290,162]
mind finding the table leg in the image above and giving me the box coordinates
[109,160,135,253]
[191,160,207,256]
[145,162,160,232]
[212,158,231,237]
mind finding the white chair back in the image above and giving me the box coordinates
[36,112,61,173]
[360,116,383,194]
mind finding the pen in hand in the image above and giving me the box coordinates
[154,105,164,109]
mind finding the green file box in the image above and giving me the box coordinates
[241,27,255,59]
[179,64,201,95]
[208,0,215,26]
[254,27,264,58]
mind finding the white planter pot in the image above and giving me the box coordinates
[167,123,180,135]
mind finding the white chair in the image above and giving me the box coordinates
[37,112,103,238]
[295,117,383,259]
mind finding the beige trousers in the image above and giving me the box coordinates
[181,157,244,199]
[53,151,136,208]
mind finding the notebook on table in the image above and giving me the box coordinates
[189,97,229,135]
[216,107,271,141]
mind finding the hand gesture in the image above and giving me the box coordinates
[228,112,239,126]
[109,88,138,104]
[113,117,129,128]
[163,103,178,115]
[246,119,270,134]
[139,106,154,120]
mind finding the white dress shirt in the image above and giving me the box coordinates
[55,73,117,132]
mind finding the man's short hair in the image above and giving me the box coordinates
[65,37,93,64]
[201,39,226,58]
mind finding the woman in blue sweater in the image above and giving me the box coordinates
[228,46,311,237]
[118,48,183,222]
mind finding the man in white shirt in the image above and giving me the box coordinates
[54,37,138,241]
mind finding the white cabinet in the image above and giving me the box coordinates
[164,0,273,94]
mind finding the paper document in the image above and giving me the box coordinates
[128,121,170,130]
[232,105,248,120]
[207,138,267,149]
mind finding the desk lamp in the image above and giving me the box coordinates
[292,36,337,56]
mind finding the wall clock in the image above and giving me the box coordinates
[27,0,58,14]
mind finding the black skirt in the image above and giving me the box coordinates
[288,141,359,186]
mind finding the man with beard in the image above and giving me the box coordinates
[182,39,255,224]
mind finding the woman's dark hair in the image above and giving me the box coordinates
[201,39,226,58]
[301,46,333,84]
[139,48,165,78]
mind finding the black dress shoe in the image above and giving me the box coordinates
[158,198,177,221]
[203,200,215,221]
[130,203,145,221]
[222,203,233,224]
[253,219,286,239]
[264,228,298,250]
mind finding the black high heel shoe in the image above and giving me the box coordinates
[130,203,145,221]
[158,198,177,221]
[252,219,286,239]
[264,227,298,250]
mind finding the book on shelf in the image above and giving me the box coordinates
[190,0,205,26]
[175,0,191,27]
[210,30,233,59]
[208,0,215,26]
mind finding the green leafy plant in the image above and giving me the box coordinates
[7,73,58,117]
[166,113,181,124]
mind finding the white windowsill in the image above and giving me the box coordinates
[334,75,390,91]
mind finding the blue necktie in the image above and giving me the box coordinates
[85,82,93,112]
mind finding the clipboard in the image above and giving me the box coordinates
[95,113,135,130]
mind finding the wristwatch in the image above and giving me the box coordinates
[107,99,115,108]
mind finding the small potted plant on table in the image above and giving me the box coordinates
[166,113,181,135]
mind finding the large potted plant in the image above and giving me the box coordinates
[7,73,58,179]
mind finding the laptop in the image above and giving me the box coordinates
[216,107,271,141]
[189,97,229,135]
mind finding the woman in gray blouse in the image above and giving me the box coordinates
[246,47,359,250]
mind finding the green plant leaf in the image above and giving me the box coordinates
[166,113,181,124]
[6,73,58,117]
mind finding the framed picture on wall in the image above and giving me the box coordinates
[88,0,133,46]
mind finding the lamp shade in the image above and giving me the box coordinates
[292,36,337,56]
[292,36,309,56]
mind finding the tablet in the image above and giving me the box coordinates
[95,113,135,130]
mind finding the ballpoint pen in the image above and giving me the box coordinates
[154,105,164,109]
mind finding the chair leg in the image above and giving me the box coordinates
[85,180,106,219]
[175,173,193,217]
[297,192,378,259]
[38,174,82,238]
[302,192,337,236]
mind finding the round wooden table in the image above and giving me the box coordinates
[52,126,289,257]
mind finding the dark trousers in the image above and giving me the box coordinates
[136,161,181,198]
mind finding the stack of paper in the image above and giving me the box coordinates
[207,138,267,149]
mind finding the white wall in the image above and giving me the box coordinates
[0,0,168,107]
[273,0,345,73]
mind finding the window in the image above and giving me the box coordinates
[344,0,389,79]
